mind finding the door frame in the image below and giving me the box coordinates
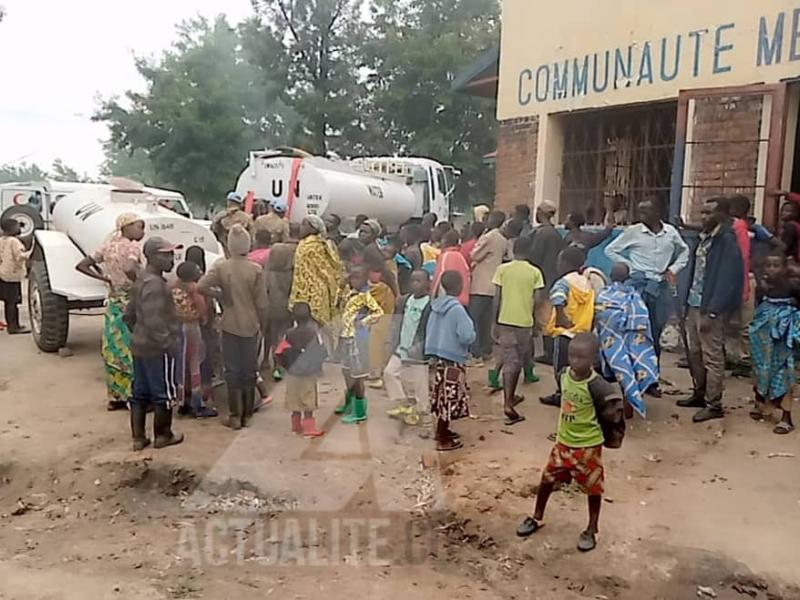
[668,83,787,228]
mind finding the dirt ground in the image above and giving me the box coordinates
[1,311,800,600]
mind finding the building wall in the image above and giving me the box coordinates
[682,95,766,223]
[495,116,538,213]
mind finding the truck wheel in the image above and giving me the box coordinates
[1,204,44,241]
[28,261,69,352]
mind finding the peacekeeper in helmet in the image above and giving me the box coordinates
[253,198,290,243]
[212,192,254,255]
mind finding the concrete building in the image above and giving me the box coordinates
[458,0,800,227]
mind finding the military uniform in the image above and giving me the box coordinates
[212,208,254,253]
[254,212,290,243]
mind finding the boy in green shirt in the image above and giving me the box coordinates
[516,333,624,552]
[491,237,545,425]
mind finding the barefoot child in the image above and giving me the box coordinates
[424,271,476,451]
[336,264,384,423]
[277,303,327,437]
[749,251,800,434]
[172,261,218,418]
[517,333,624,551]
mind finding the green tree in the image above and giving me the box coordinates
[363,0,499,209]
[99,141,157,184]
[95,16,281,207]
[244,0,370,155]
[0,162,49,184]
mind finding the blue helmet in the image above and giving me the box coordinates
[270,198,288,214]
[226,191,243,204]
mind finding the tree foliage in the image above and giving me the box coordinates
[99,142,157,183]
[0,160,92,184]
[97,1,500,209]
[244,0,370,155]
[95,16,280,206]
[363,0,499,208]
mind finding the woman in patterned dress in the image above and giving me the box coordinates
[289,216,345,327]
[76,213,145,410]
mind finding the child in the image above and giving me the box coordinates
[384,269,432,424]
[277,303,327,437]
[517,333,624,552]
[248,230,272,267]
[540,247,595,407]
[265,234,297,381]
[186,246,219,410]
[749,251,800,434]
[198,225,269,430]
[336,264,384,423]
[124,237,185,450]
[0,219,32,334]
[492,236,545,426]
[172,261,218,419]
[424,271,476,451]
[594,262,659,419]
[432,230,471,306]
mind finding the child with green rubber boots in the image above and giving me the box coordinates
[335,264,384,423]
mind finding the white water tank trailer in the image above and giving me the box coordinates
[1,183,221,352]
[235,153,421,229]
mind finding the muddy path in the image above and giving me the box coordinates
[1,316,799,599]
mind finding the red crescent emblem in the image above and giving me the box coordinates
[12,193,24,205]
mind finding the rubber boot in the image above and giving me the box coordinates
[153,405,184,449]
[335,391,353,416]
[524,365,540,384]
[227,388,243,430]
[302,416,325,438]
[130,402,150,451]
[242,388,256,427]
[488,369,502,391]
[342,397,367,424]
[291,412,302,434]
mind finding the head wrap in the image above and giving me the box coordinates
[116,212,142,231]
[363,218,381,237]
[227,224,252,257]
[473,204,490,223]
[304,215,326,236]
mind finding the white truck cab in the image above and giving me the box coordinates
[349,156,459,224]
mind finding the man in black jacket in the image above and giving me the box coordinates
[677,197,744,423]
[125,237,185,450]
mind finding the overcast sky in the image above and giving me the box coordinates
[0,0,253,176]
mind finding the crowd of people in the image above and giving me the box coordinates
[4,187,800,552]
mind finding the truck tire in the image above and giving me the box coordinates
[28,261,69,352]
[1,204,44,241]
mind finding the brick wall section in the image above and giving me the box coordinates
[686,95,763,223]
[495,116,539,214]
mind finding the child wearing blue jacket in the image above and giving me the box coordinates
[425,271,477,451]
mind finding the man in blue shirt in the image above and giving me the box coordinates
[605,199,690,364]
